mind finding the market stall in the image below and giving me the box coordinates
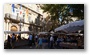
[55,20,84,33]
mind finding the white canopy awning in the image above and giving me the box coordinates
[55,20,84,32]
[38,32,49,35]
[4,31,33,34]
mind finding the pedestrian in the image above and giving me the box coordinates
[53,35,58,46]
[48,35,50,48]
[35,34,38,42]
[32,34,35,46]
[35,34,38,48]
[18,34,21,41]
[7,35,11,49]
[50,35,54,49]
[56,37,59,46]
[38,36,43,49]
[28,33,33,48]
[11,33,16,49]
[56,37,61,48]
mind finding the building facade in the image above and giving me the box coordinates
[4,4,49,40]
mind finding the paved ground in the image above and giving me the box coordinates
[5,39,82,49]
[14,43,49,49]
[5,39,54,49]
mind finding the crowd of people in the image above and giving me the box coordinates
[5,33,21,49]
[4,33,84,49]
[26,33,84,49]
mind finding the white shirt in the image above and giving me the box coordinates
[29,35,32,40]
[35,35,38,38]
[50,36,54,41]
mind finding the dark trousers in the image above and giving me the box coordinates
[7,42,12,49]
[29,40,32,46]
[32,40,35,45]
[50,41,53,49]
[35,38,38,42]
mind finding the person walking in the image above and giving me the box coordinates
[7,35,11,49]
[56,37,61,48]
[48,35,50,48]
[35,34,38,42]
[35,34,38,48]
[32,34,35,46]
[11,33,16,49]
[28,34,33,48]
[18,34,21,41]
[50,35,54,49]
[38,35,43,49]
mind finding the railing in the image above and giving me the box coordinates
[5,13,24,22]
[5,13,10,18]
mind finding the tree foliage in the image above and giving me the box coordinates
[40,4,84,30]
[41,4,84,21]
[41,4,67,20]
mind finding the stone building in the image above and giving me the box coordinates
[4,4,49,40]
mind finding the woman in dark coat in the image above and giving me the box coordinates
[7,35,11,49]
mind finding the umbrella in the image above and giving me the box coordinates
[68,20,84,27]
[64,25,84,33]
[55,20,84,33]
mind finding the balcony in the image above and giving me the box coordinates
[4,13,24,23]
[5,13,10,18]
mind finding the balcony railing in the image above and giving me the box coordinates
[5,13,10,18]
[5,13,24,22]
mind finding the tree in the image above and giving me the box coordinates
[41,4,66,21]
[68,4,84,20]
[40,4,84,30]
[41,4,67,30]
